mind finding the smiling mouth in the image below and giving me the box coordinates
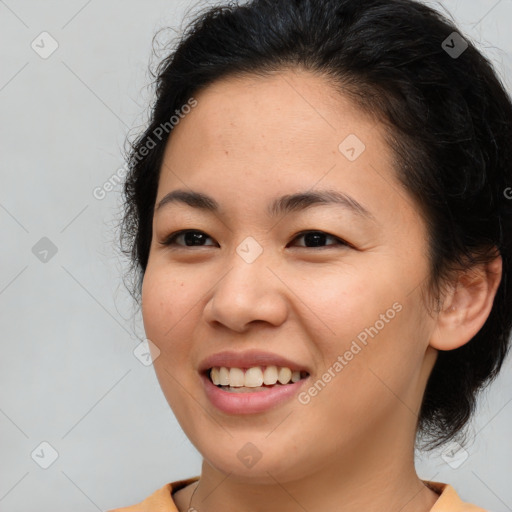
[207,365,310,392]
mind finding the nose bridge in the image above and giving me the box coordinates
[235,235,266,266]
[224,236,272,298]
[206,237,288,330]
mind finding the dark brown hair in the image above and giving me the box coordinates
[120,0,512,449]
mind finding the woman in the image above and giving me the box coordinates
[110,0,512,510]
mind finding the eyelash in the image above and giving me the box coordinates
[159,230,351,249]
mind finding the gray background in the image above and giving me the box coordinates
[1,1,511,511]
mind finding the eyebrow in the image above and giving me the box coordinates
[155,188,375,221]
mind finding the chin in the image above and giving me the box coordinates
[196,439,324,484]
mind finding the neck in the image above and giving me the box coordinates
[189,420,440,512]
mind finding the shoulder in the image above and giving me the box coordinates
[106,476,200,512]
[107,478,487,512]
[426,481,489,512]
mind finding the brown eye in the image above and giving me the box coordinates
[160,230,217,247]
[289,231,349,249]
[159,230,349,249]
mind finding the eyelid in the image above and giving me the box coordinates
[159,229,351,249]
[289,230,350,248]
[159,230,218,247]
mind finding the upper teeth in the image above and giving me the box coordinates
[210,366,303,387]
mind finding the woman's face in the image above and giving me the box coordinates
[142,69,439,483]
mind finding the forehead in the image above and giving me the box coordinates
[161,68,385,178]
[171,68,372,151]
[156,68,420,234]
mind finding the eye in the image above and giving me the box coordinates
[159,229,350,249]
[159,230,217,247]
[288,231,349,249]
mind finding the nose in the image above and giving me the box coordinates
[203,250,289,333]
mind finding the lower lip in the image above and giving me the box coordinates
[201,373,309,414]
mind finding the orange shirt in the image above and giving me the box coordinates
[107,477,488,511]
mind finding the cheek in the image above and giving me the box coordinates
[304,273,427,404]
[337,296,431,412]
[302,311,420,435]
[141,266,198,414]
[141,264,194,344]
[293,263,395,344]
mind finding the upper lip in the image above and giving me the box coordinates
[198,349,311,374]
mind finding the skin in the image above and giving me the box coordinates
[141,68,502,512]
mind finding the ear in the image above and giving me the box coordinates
[429,252,502,351]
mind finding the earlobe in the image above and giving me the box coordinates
[429,253,502,351]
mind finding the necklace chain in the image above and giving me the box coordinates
[188,480,200,511]
[187,478,438,511]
